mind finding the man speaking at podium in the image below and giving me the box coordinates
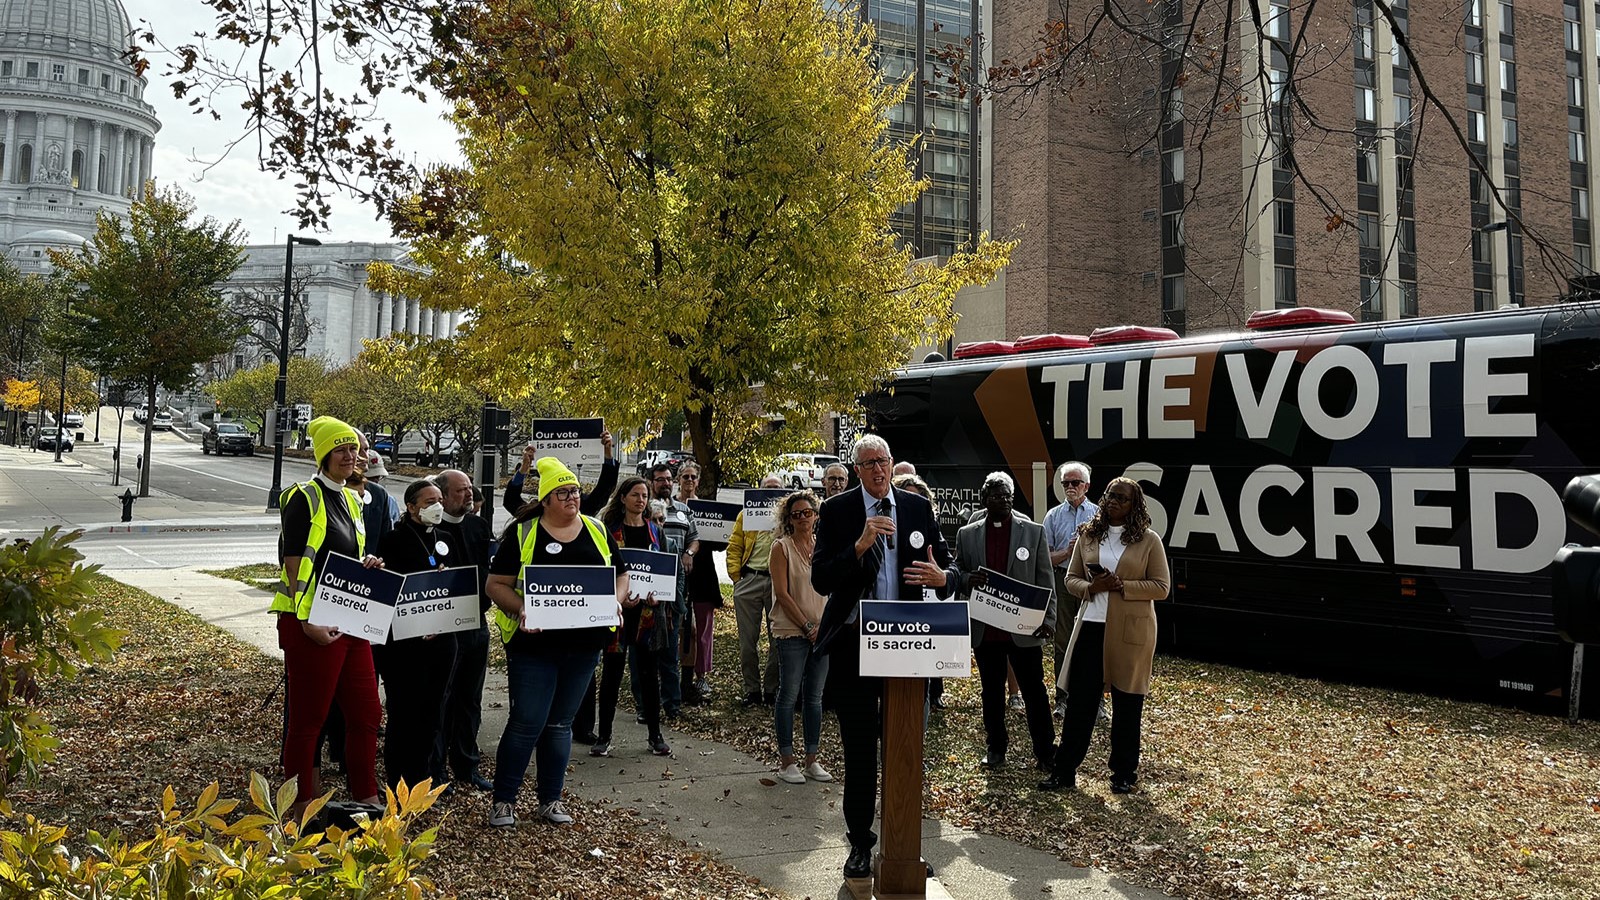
[811,434,955,880]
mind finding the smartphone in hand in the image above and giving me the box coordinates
[1085,563,1108,578]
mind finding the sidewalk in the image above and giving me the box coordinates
[102,565,1174,900]
[0,443,280,535]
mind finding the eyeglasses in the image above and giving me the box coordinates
[1062,479,1085,487]
[1103,492,1134,504]
[790,508,817,519]
[679,473,699,481]
[652,476,673,483]
[548,487,581,501]
[857,458,892,470]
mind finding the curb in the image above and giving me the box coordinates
[77,517,281,535]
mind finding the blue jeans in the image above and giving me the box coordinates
[493,645,600,805]
[774,636,829,757]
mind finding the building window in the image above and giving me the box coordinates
[1499,2,1514,35]
[76,67,88,85]
[1361,277,1383,316]
[1573,76,1587,108]
[1165,87,1184,125]
[1576,187,1591,219]
[50,64,63,81]
[1275,200,1295,236]
[1568,20,1583,52]
[25,61,37,78]
[1573,131,1589,163]
[1467,0,1482,26]
[1503,118,1518,148]
[1500,60,1516,92]
[100,72,110,89]
[0,61,10,77]
[1356,87,1375,122]
[1357,145,1378,184]
[1358,213,1380,249]
[1394,95,1411,125]
[1354,24,1373,60]
[16,144,30,183]
[1268,1,1288,40]
[1466,53,1483,86]
[1578,243,1594,272]
[1469,111,1486,143]
[1400,281,1419,317]
[1163,147,1185,183]
[1162,210,1185,248]
[118,78,127,93]
[1275,266,1297,306]
[1162,274,1185,309]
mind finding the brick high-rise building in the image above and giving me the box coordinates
[980,0,1600,336]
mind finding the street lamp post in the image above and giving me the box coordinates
[266,234,321,512]
[53,331,67,462]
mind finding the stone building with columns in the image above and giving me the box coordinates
[221,241,459,372]
[0,0,158,272]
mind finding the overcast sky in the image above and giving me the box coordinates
[124,0,461,247]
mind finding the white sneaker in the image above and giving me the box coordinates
[777,763,806,784]
[1008,692,1024,711]
[489,801,516,827]
[538,800,574,825]
[804,761,833,782]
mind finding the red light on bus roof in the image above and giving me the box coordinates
[1246,308,1357,330]
[1088,325,1181,346]
[1015,334,1092,353]
[952,340,1019,359]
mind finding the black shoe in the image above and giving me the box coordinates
[741,691,763,708]
[930,696,948,711]
[635,712,647,724]
[572,731,599,745]
[1035,757,1053,773]
[462,772,494,791]
[843,845,872,879]
[1110,774,1138,794]
[926,861,936,878]
[1037,774,1076,792]
[982,752,1005,771]
[762,691,777,706]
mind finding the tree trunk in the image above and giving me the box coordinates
[684,402,718,498]
[138,376,156,498]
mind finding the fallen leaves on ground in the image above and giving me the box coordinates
[3,575,777,900]
[200,562,281,588]
[667,595,1600,900]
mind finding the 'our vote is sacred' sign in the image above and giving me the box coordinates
[858,600,971,678]
[687,499,741,544]
[307,553,405,644]
[391,566,481,641]
[740,489,787,533]
[617,548,679,606]
[522,564,621,631]
[968,567,1052,635]
[530,418,605,475]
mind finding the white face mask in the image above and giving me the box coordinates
[418,503,445,526]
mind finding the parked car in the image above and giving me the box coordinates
[769,453,841,490]
[151,411,173,431]
[132,404,149,424]
[203,422,255,456]
[35,427,73,452]
[635,449,695,478]
[63,411,85,429]
[372,431,459,465]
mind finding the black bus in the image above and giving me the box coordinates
[861,303,1600,714]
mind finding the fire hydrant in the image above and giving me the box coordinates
[120,489,135,523]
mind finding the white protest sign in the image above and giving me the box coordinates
[307,553,404,644]
[858,600,971,678]
[391,566,481,640]
[687,499,741,544]
[741,489,787,533]
[530,418,605,475]
[617,548,679,606]
[968,567,1052,635]
[522,564,621,631]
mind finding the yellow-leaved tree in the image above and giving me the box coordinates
[371,0,1012,488]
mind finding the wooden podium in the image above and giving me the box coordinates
[845,677,953,900]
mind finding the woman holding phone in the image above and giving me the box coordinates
[1039,476,1170,795]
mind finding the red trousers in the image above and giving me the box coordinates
[278,614,381,802]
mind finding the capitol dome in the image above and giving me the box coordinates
[0,0,133,60]
[0,0,158,272]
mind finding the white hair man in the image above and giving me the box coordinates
[1041,461,1097,718]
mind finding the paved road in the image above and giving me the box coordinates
[75,530,279,570]
[69,416,289,508]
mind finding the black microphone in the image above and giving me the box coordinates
[878,498,894,550]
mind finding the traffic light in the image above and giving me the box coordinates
[1553,475,1600,644]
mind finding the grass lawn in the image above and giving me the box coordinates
[201,562,281,589]
[666,589,1600,900]
[3,575,774,899]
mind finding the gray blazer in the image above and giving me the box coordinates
[951,512,1056,647]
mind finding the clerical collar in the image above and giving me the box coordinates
[442,510,465,524]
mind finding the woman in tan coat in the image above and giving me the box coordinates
[1038,476,1170,794]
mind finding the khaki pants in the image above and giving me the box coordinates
[731,571,778,697]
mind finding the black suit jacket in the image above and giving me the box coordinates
[810,487,954,657]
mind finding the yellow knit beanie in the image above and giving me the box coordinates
[306,416,360,467]
[537,456,580,501]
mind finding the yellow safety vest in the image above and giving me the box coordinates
[273,480,368,618]
[495,514,613,644]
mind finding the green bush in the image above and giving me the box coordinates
[0,773,446,897]
[0,527,122,807]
